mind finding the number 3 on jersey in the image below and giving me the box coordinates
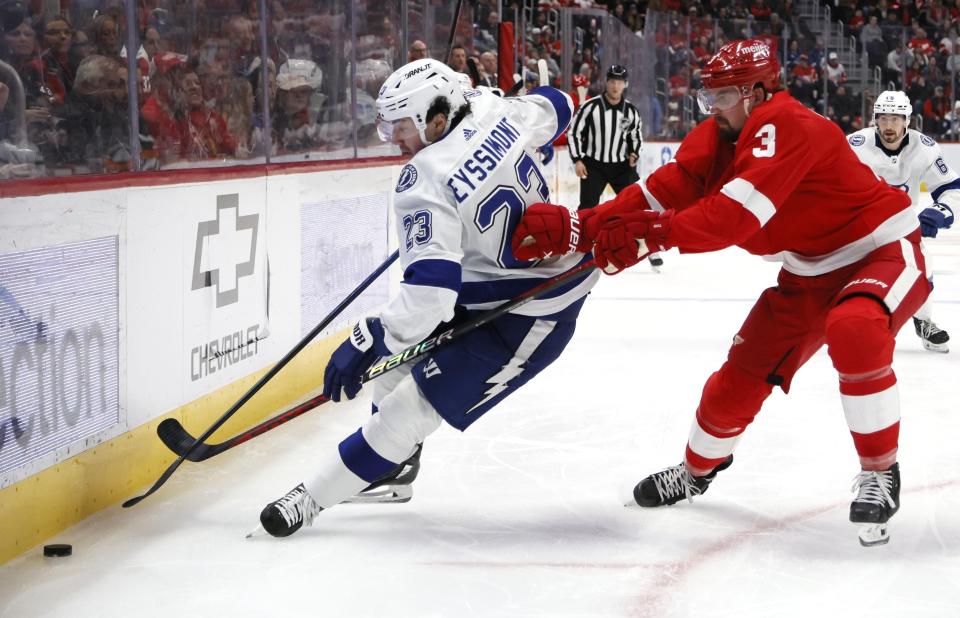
[752,123,776,158]
[475,152,550,268]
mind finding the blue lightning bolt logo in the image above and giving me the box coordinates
[466,320,556,414]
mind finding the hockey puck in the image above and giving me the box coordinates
[43,544,72,557]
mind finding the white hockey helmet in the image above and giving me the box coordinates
[873,90,911,121]
[376,59,467,145]
[454,71,473,89]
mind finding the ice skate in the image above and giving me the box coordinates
[256,483,322,538]
[628,455,733,507]
[913,317,949,353]
[344,443,422,505]
[850,463,900,547]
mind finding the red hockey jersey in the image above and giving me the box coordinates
[643,91,917,275]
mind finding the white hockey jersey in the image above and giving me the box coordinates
[378,86,599,354]
[847,127,960,212]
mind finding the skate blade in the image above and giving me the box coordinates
[921,340,949,353]
[343,485,413,504]
[245,524,267,539]
[857,523,890,547]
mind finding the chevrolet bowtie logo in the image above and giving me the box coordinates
[192,194,258,307]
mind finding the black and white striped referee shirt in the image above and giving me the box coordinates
[567,95,643,164]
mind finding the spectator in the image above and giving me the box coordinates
[923,84,950,137]
[61,55,134,171]
[861,15,884,47]
[832,85,858,132]
[218,74,255,157]
[789,54,819,106]
[478,51,497,87]
[784,39,801,68]
[791,54,817,83]
[142,26,162,61]
[0,70,40,179]
[824,52,847,88]
[197,60,227,109]
[173,66,236,161]
[407,39,428,62]
[88,14,121,61]
[3,17,37,73]
[907,75,931,113]
[473,22,495,53]
[908,25,934,58]
[808,37,826,68]
[35,15,76,106]
[274,58,323,154]
[448,44,468,74]
[886,43,912,87]
[140,51,185,163]
[848,9,865,37]
[943,99,960,140]
[225,15,256,74]
[750,0,772,20]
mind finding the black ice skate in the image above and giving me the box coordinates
[913,317,949,353]
[344,443,423,504]
[648,252,664,270]
[253,483,323,538]
[628,455,734,507]
[850,463,900,547]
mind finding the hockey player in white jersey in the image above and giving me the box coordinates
[848,90,956,352]
[255,59,598,537]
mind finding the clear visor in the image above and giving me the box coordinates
[376,116,420,143]
[696,86,746,114]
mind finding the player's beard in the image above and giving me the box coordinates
[880,129,904,145]
[715,116,741,142]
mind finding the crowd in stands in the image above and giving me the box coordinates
[600,0,960,140]
[4,0,960,180]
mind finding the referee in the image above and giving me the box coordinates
[567,65,661,265]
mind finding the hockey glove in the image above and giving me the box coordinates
[918,203,954,238]
[593,210,673,275]
[538,143,555,165]
[512,203,591,260]
[511,184,653,261]
[322,318,390,402]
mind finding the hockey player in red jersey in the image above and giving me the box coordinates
[511,40,930,546]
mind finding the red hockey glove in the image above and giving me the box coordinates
[594,210,673,275]
[512,203,591,260]
[511,184,652,261]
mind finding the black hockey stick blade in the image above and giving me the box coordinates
[157,393,329,461]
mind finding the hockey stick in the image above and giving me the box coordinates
[155,257,597,462]
[537,58,549,87]
[466,56,482,87]
[122,250,400,508]
[444,0,467,64]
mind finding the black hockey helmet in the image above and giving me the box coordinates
[606,64,628,81]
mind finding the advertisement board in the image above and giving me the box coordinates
[301,193,390,337]
[0,237,119,475]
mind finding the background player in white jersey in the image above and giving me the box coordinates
[848,91,956,352]
[254,59,597,537]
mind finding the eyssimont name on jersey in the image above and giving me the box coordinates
[446,116,522,203]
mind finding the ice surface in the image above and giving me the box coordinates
[2,230,958,618]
